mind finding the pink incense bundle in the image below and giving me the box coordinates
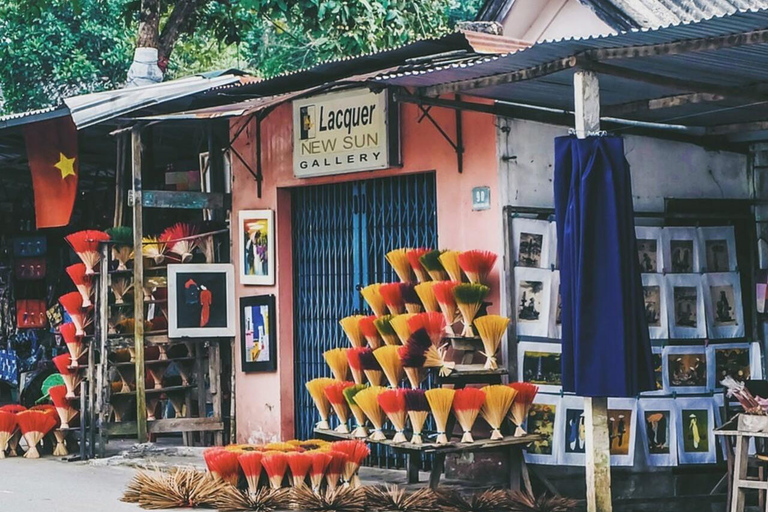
[433,281,460,335]
[458,250,498,285]
[407,248,431,283]
[65,230,110,275]
[379,283,405,315]
[66,264,93,308]
[407,312,446,347]
[346,347,367,385]
[359,316,383,349]
[49,385,78,430]
[53,354,82,400]
[59,292,91,336]
[60,323,85,368]
[331,439,370,487]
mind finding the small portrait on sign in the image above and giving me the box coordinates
[518,280,545,322]
[168,263,235,338]
[673,286,698,328]
[682,410,709,453]
[241,295,277,372]
[675,398,716,464]
[239,210,275,286]
[608,398,637,466]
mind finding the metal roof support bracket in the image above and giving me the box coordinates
[226,113,262,194]
[415,96,464,173]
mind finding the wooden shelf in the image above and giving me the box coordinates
[103,417,225,436]
[112,357,195,368]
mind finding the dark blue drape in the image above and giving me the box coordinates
[554,135,654,397]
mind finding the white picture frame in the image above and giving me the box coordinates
[548,270,562,339]
[663,345,712,394]
[238,209,276,286]
[524,393,561,465]
[665,273,706,339]
[642,273,668,339]
[168,263,236,338]
[698,226,737,273]
[675,397,717,464]
[636,226,663,274]
[511,218,552,269]
[514,267,552,338]
[708,342,762,388]
[607,398,638,467]
[662,227,700,273]
[559,395,586,466]
[517,341,562,393]
[638,398,678,467]
[703,272,745,339]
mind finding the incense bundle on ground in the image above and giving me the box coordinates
[287,451,312,487]
[433,281,460,335]
[453,283,490,337]
[386,248,413,283]
[458,250,497,285]
[49,385,77,430]
[66,263,93,308]
[426,388,455,445]
[379,283,405,315]
[358,315,383,349]
[340,315,366,348]
[509,382,538,436]
[324,381,354,434]
[238,451,263,493]
[481,385,518,440]
[419,250,448,281]
[389,313,415,345]
[309,452,332,491]
[378,389,408,443]
[17,410,57,458]
[407,248,431,283]
[262,452,289,489]
[358,348,384,387]
[360,284,388,317]
[342,384,369,438]
[323,348,350,381]
[306,377,335,429]
[353,386,387,441]
[438,250,464,282]
[0,411,16,459]
[474,315,510,370]
[332,439,371,488]
[415,282,439,313]
[325,451,347,492]
[373,346,404,388]
[65,230,110,275]
[373,315,400,346]
[346,347,367,385]
[453,388,486,443]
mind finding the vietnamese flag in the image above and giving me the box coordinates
[23,116,79,229]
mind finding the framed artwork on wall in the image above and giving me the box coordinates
[698,226,737,273]
[514,267,552,337]
[638,398,678,467]
[240,295,277,372]
[642,273,668,339]
[665,273,706,339]
[662,227,701,273]
[510,218,552,269]
[636,226,663,273]
[239,210,275,285]
[524,393,561,465]
[167,263,235,338]
[607,398,638,467]
[517,341,562,393]
[675,397,717,464]
[703,272,745,339]
[559,395,585,466]
[663,345,712,394]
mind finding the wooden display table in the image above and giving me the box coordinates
[716,414,768,512]
[315,428,540,491]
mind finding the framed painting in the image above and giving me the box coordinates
[665,273,706,339]
[662,227,700,273]
[636,226,663,274]
[239,210,275,285]
[708,342,762,388]
[663,345,712,394]
[676,397,717,464]
[638,398,678,467]
[524,393,561,465]
[514,267,552,338]
[168,263,235,338]
[240,295,277,372]
[703,272,744,339]
[698,226,737,273]
[559,395,585,466]
[511,218,552,269]
[642,273,668,339]
[607,398,638,467]
[517,341,562,393]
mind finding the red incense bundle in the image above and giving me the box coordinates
[458,250,498,285]
[204,447,240,485]
[0,411,16,459]
[161,222,199,263]
[377,389,408,443]
[49,385,78,430]
[60,322,85,368]
[433,281,461,335]
[346,347,367,385]
[65,230,110,275]
[453,388,486,443]
[66,263,93,308]
[407,312,446,347]
[331,440,370,487]
[359,316,383,349]
[17,410,57,458]
[262,452,289,489]
[0,404,26,413]
[309,451,332,491]
[59,292,91,336]
[379,283,405,315]
[407,248,431,283]
[400,283,422,314]
[53,354,82,399]
[358,348,384,387]
[287,451,313,487]
[509,382,539,436]
[324,381,354,434]
[325,451,347,492]
[238,451,263,493]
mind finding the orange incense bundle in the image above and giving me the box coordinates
[509,382,539,436]
[426,388,456,445]
[404,389,429,445]
[407,248,431,283]
[66,263,93,308]
[323,348,350,381]
[353,386,388,441]
[346,347,367,385]
[439,250,464,282]
[309,451,332,491]
[401,283,422,314]
[408,312,446,348]
[481,385,518,440]
[399,344,427,388]
[358,348,384,387]
[433,281,460,335]
[379,283,405,315]
[160,222,199,263]
[339,315,366,348]
[373,315,400,346]
[0,411,16,459]
[60,323,85,368]
[287,451,313,487]
[453,388,486,443]
[324,381,354,434]
[53,354,82,399]
[17,410,56,458]
[65,230,110,275]
[378,389,408,443]
[389,314,415,345]
[331,440,370,487]
[59,292,91,336]
[204,447,240,485]
[0,404,26,413]
[306,377,335,429]
[360,284,388,318]
[325,451,347,492]
[458,250,497,285]
[373,346,404,388]
[386,248,414,283]
[359,316,383,349]
[49,385,78,430]
[238,451,264,493]
[414,282,439,313]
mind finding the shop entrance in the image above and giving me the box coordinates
[291,172,437,466]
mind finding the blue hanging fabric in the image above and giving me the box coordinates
[554,134,654,397]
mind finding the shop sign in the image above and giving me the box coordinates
[293,89,396,178]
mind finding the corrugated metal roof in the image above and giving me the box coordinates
[0,105,69,129]
[585,0,768,28]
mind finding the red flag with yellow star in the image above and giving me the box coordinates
[23,116,79,229]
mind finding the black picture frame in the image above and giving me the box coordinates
[240,295,277,372]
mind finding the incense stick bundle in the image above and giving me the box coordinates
[111,277,133,305]
[339,315,366,348]
[107,227,134,271]
[401,283,422,314]
[358,316,383,349]
[346,347,367,385]
[389,314,415,345]
[509,382,539,436]
[66,264,93,308]
[60,322,85,368]
[419,250,448,281]
[407,248,431,283]
[426,388,456,445]
[142,236,167,265]
[59,291,92,336]
[323,348,350,381]
[262,452,289,489]
[414,282,439,313]
[0,411,16,459]
[407,328,454,377]
[373,315,400,346]
[378,389,408,443]
[481,385,518,440]
[360,284,388,317]
[53,354,82,399]
[306,377,335,429]
[403,389,430,445]
[438,250,464,282]
[358,348,384,387]
[161,222,199,263]
[453,388,486,443]
[325,452,347,492]
[399,344,427,388]
[331,439,370,487]
[458,250,497,285]
[287,452,312,487]
[342,384,369,438]
[373,346,404,388]
[433,281,460,335]
[49,385,78,430]
[238,451,264,493]
[407,312,446,347]
[17,410,57,458]
[65,230,110,275]
[379,283,405,315]
[474,315,510,370]
[353,386,388,441]
[309,452,332,491]
[324,381,354,434]
[453,284,490,337]
[386,248,414,283]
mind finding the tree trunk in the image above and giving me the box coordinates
[137,0,160,48]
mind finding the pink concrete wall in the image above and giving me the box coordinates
[230,97,501,442]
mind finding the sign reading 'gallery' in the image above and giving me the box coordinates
[293,89,392,178]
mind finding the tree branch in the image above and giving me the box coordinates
[158,0,210,66]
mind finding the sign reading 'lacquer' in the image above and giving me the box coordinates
[293,89,391,178]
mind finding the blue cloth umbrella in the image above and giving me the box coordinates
[554,135,654,397]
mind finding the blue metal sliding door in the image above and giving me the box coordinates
[292,172,437,467]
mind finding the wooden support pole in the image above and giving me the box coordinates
[573,69,612,512]
[131,125,148,443]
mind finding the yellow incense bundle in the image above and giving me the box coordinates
[386,248,414,283]
[439,250,464,282]
[426,388,455,445]
[305,378,335,429]
[474,315,510,370]
[481,385,518,440]
[361,284,388,317]
[323,348,350,381]
[373,346,404,388]
[353,386,388,441]
[414,282,439,313]
[339,315,366,348]
[389,314,415,345]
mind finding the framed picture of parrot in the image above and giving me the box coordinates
[168,264,235,338]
